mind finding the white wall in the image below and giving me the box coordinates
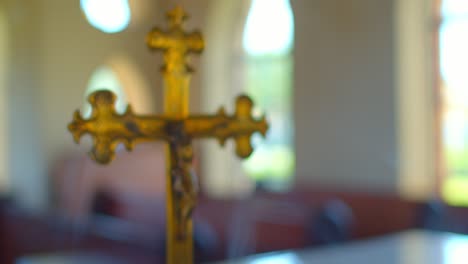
[293,0,399,194]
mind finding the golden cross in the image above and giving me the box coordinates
[68,6,268,264]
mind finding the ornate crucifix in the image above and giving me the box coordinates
[68,6,268,264]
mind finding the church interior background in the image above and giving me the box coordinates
[2,0,468,263]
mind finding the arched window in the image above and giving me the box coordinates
[242,0,295,189]
[201,0,295,197]
[439,0,468,205]
[80,0,131,33]
[82,65,127,118]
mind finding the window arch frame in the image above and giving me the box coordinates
[200,0,296,197]
[395,0,439,200]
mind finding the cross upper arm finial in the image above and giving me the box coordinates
[167,5,188,28]
[146,6,204,73]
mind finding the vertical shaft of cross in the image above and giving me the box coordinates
[147,6,203,263]
[163,61,193,264]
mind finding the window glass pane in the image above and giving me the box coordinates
[242,0,295,189]
[440,5,468,205]
[242,56,295,183]
[442,0,468,18]
[243,0,294,56]
[440,21,468,88]
[80,0,131,33]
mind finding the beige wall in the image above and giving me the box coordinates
[3,0,213,209]
[37,0,164,163]
[395,0,437,200]
[0,7,9,193]
[293,0,399,194]
[3,0,167,209]
[3,0,46,209]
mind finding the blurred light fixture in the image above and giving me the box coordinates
[80,0,131,33]
[243,0,294,56]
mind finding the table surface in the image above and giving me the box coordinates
[16,253,129,264]
[212,230,468,264]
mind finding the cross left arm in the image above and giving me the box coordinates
[68,91,170,164]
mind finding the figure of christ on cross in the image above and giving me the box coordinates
[68,6,268,264]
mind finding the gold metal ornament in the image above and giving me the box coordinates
[68,6,268,264]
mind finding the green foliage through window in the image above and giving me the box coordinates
[440,0,468,205]
[242,0,295,189]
